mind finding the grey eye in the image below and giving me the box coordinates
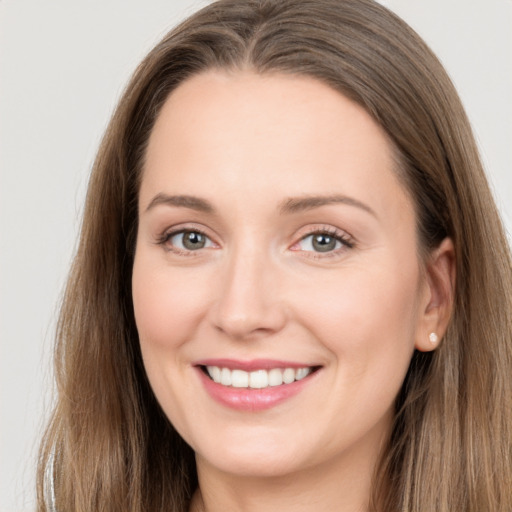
[298,233,343,253]
[311,234,339,252]
[170,230,212,251]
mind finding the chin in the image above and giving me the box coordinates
[190,425,321,479]
[199,449,308,479]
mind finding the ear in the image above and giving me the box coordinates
[415,237,456,352]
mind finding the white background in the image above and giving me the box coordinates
[1,1,510,510]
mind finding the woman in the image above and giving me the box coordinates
[37,0,512,511]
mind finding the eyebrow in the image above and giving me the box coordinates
[279,194,376,217]
[144,192,376,217]
[145,193,214,213]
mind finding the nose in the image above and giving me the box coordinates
[210,244,287,340]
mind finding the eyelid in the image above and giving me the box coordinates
[155,223,219,255]
[290,225,355,255]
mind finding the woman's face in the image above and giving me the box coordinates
[133,71,432,479]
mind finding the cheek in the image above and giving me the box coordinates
[301,265,419,335]
[131,255,213,433]
[293,262,421,388]
[132,258,210,351]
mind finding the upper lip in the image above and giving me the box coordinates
[194,358,320,371]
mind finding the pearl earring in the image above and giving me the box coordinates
[429,332,438,344]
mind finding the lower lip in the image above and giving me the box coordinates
[196,368,317,411]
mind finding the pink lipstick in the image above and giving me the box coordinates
[194,359,320,411]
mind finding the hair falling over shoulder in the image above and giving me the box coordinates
[37,1,512,511]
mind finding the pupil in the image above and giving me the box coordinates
[312,234,336,252]
[183,231,205,250]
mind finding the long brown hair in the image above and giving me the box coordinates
[37,1,512,510]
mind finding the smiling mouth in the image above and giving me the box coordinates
[201,365,320,389]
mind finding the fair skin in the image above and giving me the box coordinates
[132,71,454,512]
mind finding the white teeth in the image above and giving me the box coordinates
[220,367,232,386]
[209,366,221,383]
[205,366,314,389]
[295,367,310,380]
[282,368,295,384]
[231,369,249,388]
[249,370,268,389]
[268,368,283,387]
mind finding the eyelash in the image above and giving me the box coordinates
[156,226,354,257]
[156,227,214,256]
[292,226,355,258]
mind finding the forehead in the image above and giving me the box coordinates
[141,70,412,226]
